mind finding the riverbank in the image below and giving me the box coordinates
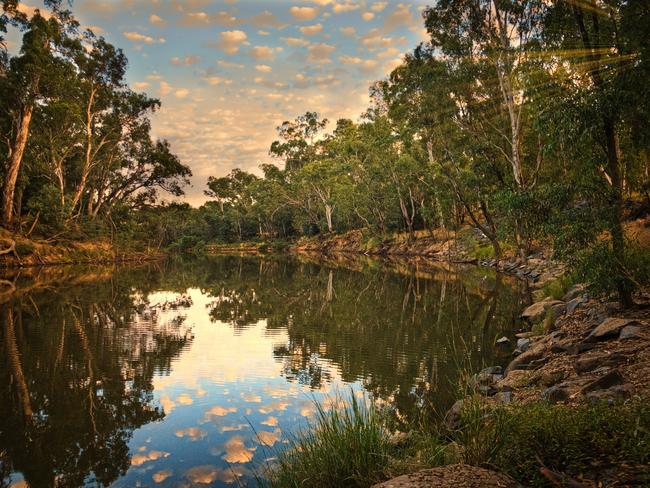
[0,230,165,269]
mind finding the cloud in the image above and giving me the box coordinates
[307,42,335,62]
[217,60,245,69]
[171,55,201,66]
[332,2,360,13]
[339,26,356,36]
[214,30,248,54]
[250,45,283,61]
[131,450,170,466]
[133,82,150,90]
[152,469,173,483]
[289,6,319,21]
[175,427,208,441]
[255,65,273,73]
[159,81,172,96]
[361,12,375,21]
[249,10,285,29]
[256,429,281,447]
[282,36,311,47]
[298,23,323,36]
[149,13,166,26]
[223,436,256,463]
[180,10,242,27]
[122,31,165,44]
[205,405,237,418]
[202,76,232,85]
[293,73,340,89]
[339,55,378,73]
[371,1,388,12]
[384,3,417,31]
[261,416,278,426]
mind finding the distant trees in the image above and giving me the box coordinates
[0,5,190,232]
[199,1,649,305]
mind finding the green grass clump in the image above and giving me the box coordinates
[490,401,650,486]
[541,275,573,300]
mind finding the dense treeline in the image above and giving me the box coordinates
[2,1,649,305]
[0,1,191,237]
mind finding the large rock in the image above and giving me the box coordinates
[620,325,647,340]
[562,284,585,302]
[505,341,547,374]
[581,369,624,394]
[575,352,622,374]
[586,318,641,342]
[371,465,519,488]
[520,299,564,322]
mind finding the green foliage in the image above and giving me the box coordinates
[541,276,572,301]
[490,401,650,486]
[266,393,395,488]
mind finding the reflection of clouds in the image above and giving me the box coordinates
[175,427,208,441]
[259,401,291,414]
[241,392,262,403]
[185,464,219,484]
[159,394,176,413]
[261,416,278,426]
[205,405,237,418]
[257,429,281,447]
[177,393,194,405]
[220,423,248,433]
[223,436,256,463]
[152,469,173,483]
[131,449,170,466]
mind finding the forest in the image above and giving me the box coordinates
[1,0,649,306]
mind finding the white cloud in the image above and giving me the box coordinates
[175,88,190,99]
[214,30,248,54]
[133,82,150,90]
[362,12,375,21]
[123,31,165,44]
[255,64,273,73]
[282,36,311,47]
[307,42,335,62]
[332,2,360,13]
[171,55,201,66]
[298,23,323,36]
[149,13,166,26]
[250,45,283,60]
[371,2,388,12]
[339,26,356,36]
[289,6,319,21]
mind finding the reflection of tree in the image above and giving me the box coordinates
[197,255,526,424]
[0,273,193,488]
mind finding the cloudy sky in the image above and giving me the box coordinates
[18,0,430,205]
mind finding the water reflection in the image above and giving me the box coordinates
[0,255,526,487]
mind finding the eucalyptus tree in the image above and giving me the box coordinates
[269,111,328,171]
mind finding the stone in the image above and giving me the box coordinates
[496,390,513,405]
[516,338,531,352]
[581,369,624,394]
[481,366,503,375]
[585,384,635,404]
[496,369,530,389]
[550,340,569,354]
[551,302,567,317]
[505,341,547,375]
[562,284,585,302]
[566,297,585,315]
[586,318,641,342]
[515,331,535,339]
[444,400,464,432]
[620,325,646,340]
[496,336,510,345]
[538,370,565,387]
[575,353,621,374]
[520,299,564,322]
[541,384,569,403]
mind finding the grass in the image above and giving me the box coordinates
[263,393,650,488]
[541,275,573,300]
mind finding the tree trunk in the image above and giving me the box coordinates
[3,304,33,421]
[1,103,34,226]
[324,204,334,233]
[71,85,97,213]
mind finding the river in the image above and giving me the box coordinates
[0,254,528,487]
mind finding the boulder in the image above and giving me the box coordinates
[585,384,635,404]
[562,284,585,302]
[566,297,585,315]
[541,384,570,403]
[505,341,547,374]
[444,399,464,432]
[538,370,565,387]
[581,369,624,394]
[520,299,564,322]
[575,353,622,374]
[516,338,531,352]
[496,336,510,345]
[586,318,641,342]
[620,325,647,340]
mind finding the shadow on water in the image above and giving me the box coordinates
[0,254,527,487]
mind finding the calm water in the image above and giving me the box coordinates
[0,255,527,487]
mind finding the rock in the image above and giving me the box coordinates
[551,302,567,317]
[566,297,585,315]
[550,339,569,354]
[581,369,624,394]
[496,369,530,389]
[496,336,510,345]
[520,299,564,322]
[496,390,513,405]
[481,366,503,375]
[516,338,531,352]
[505,341,547,374]
[585,384,635,404]
[586,318,641,342]
[575,353,622,374]
[541,384,570,403]
[565,342,596,355]
[515,331,535,339]
[538,370,565,387]
[620,325,646,340]
[562,284,585,302]
[444,400,464,432]
[371,465,519,488]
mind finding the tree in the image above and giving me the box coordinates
[270,111,328,171]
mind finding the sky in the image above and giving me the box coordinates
[16,0,430,206]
